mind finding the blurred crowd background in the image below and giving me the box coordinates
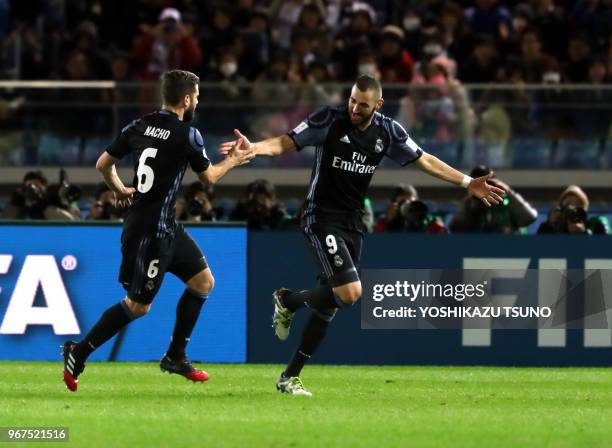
[0,0,610,234]
[1,0,611,85]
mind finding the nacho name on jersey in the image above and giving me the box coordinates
[144,126,171,140]
[332,151,376,174]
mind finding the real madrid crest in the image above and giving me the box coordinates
[334,255,344,267]
[375,138,383,153]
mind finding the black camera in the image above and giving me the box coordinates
[400,200,429,232]
[23,183,45,206]
[187,198,204,217]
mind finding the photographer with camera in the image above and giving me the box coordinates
[2,170,81,221]
[374,184,446,233]
[230,179,291,230]
[178,182,216,223]
[450,165,537,234]
[87,183,121,221]
[537,185,610,235]
[374,184,418,232]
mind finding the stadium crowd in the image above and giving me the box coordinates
[1,0,610,86]
[0,1,610,233]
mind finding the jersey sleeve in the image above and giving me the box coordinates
[187,127,211,172]
[384,120,423,166]
[287,106,334,151]
[106,120,136,159]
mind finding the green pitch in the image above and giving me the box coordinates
[0,363,610,448]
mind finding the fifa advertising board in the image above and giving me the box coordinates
[0,223,247,362]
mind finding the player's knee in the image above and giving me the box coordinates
[336,284,362,305]
[187,270,214,295]
[123,298,151,318]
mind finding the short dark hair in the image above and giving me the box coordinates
[355,74,382,99]
[161,70,200,105]
[23,170,47,185]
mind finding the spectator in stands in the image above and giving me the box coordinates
[235,0,257,28]
[69,20,111,80]
[500,3,534,57]
[2,171,78,220]
[355,50,380,79]
[450,165,537,234]
[206,46,247,98]
[269,0,327,49]
[464,0,511,39]
[530,0,567,60]
[571,0,612,48]
[564,33,593,83]
[230,179,290,230]
[332,8,377,80]
[493,60,535,137]
[291,3,332,59]
[131,7,202,80]
[200,6,236,60]
[87,183,119,221]
[253,50,298,104]
[571,56,612,140]
[288,32,317,81]
[238,10,272,80]
[377,25,415,83]
[297,61,341,106]
[439,2,473,63]
[538,185,610,235]
[516,28,558,83]
[459,34,500,84]
[180,182,216,223]
[410,56,457,141]
[477,88,511,161]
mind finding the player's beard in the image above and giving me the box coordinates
[350,107,376,128]
[183,102,196,122]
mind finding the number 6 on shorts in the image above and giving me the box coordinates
[147,259,160,278]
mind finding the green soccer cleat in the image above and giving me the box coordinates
[272,288,294,341]
[276,375,312,397]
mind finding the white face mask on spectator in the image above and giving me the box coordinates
[358,63,377,77]
[542,71,561,84]
[403,17,421,31]
[220,62,238,77]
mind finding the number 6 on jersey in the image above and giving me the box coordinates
[137,147,158,193]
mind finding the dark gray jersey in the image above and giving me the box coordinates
[287,106,423,221]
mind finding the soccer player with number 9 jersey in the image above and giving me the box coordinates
[221,75,506,396]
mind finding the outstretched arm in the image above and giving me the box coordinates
[219,129,296,158]
[198,138,255,185]
[415,152,506,207]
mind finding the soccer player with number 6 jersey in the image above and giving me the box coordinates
[220,75,506,396]
[61,70,254,391]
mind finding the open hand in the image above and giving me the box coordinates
[219,129,253,158]
[468,173,506,207]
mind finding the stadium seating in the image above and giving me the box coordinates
[553,140,601,169]
[510,139,552,169]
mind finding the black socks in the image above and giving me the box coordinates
[73,301,136,361]
[282,285,344,312]
[283,311,333,377]
[166,289,208,360]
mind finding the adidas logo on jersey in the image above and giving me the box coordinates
[340,135,351,144]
